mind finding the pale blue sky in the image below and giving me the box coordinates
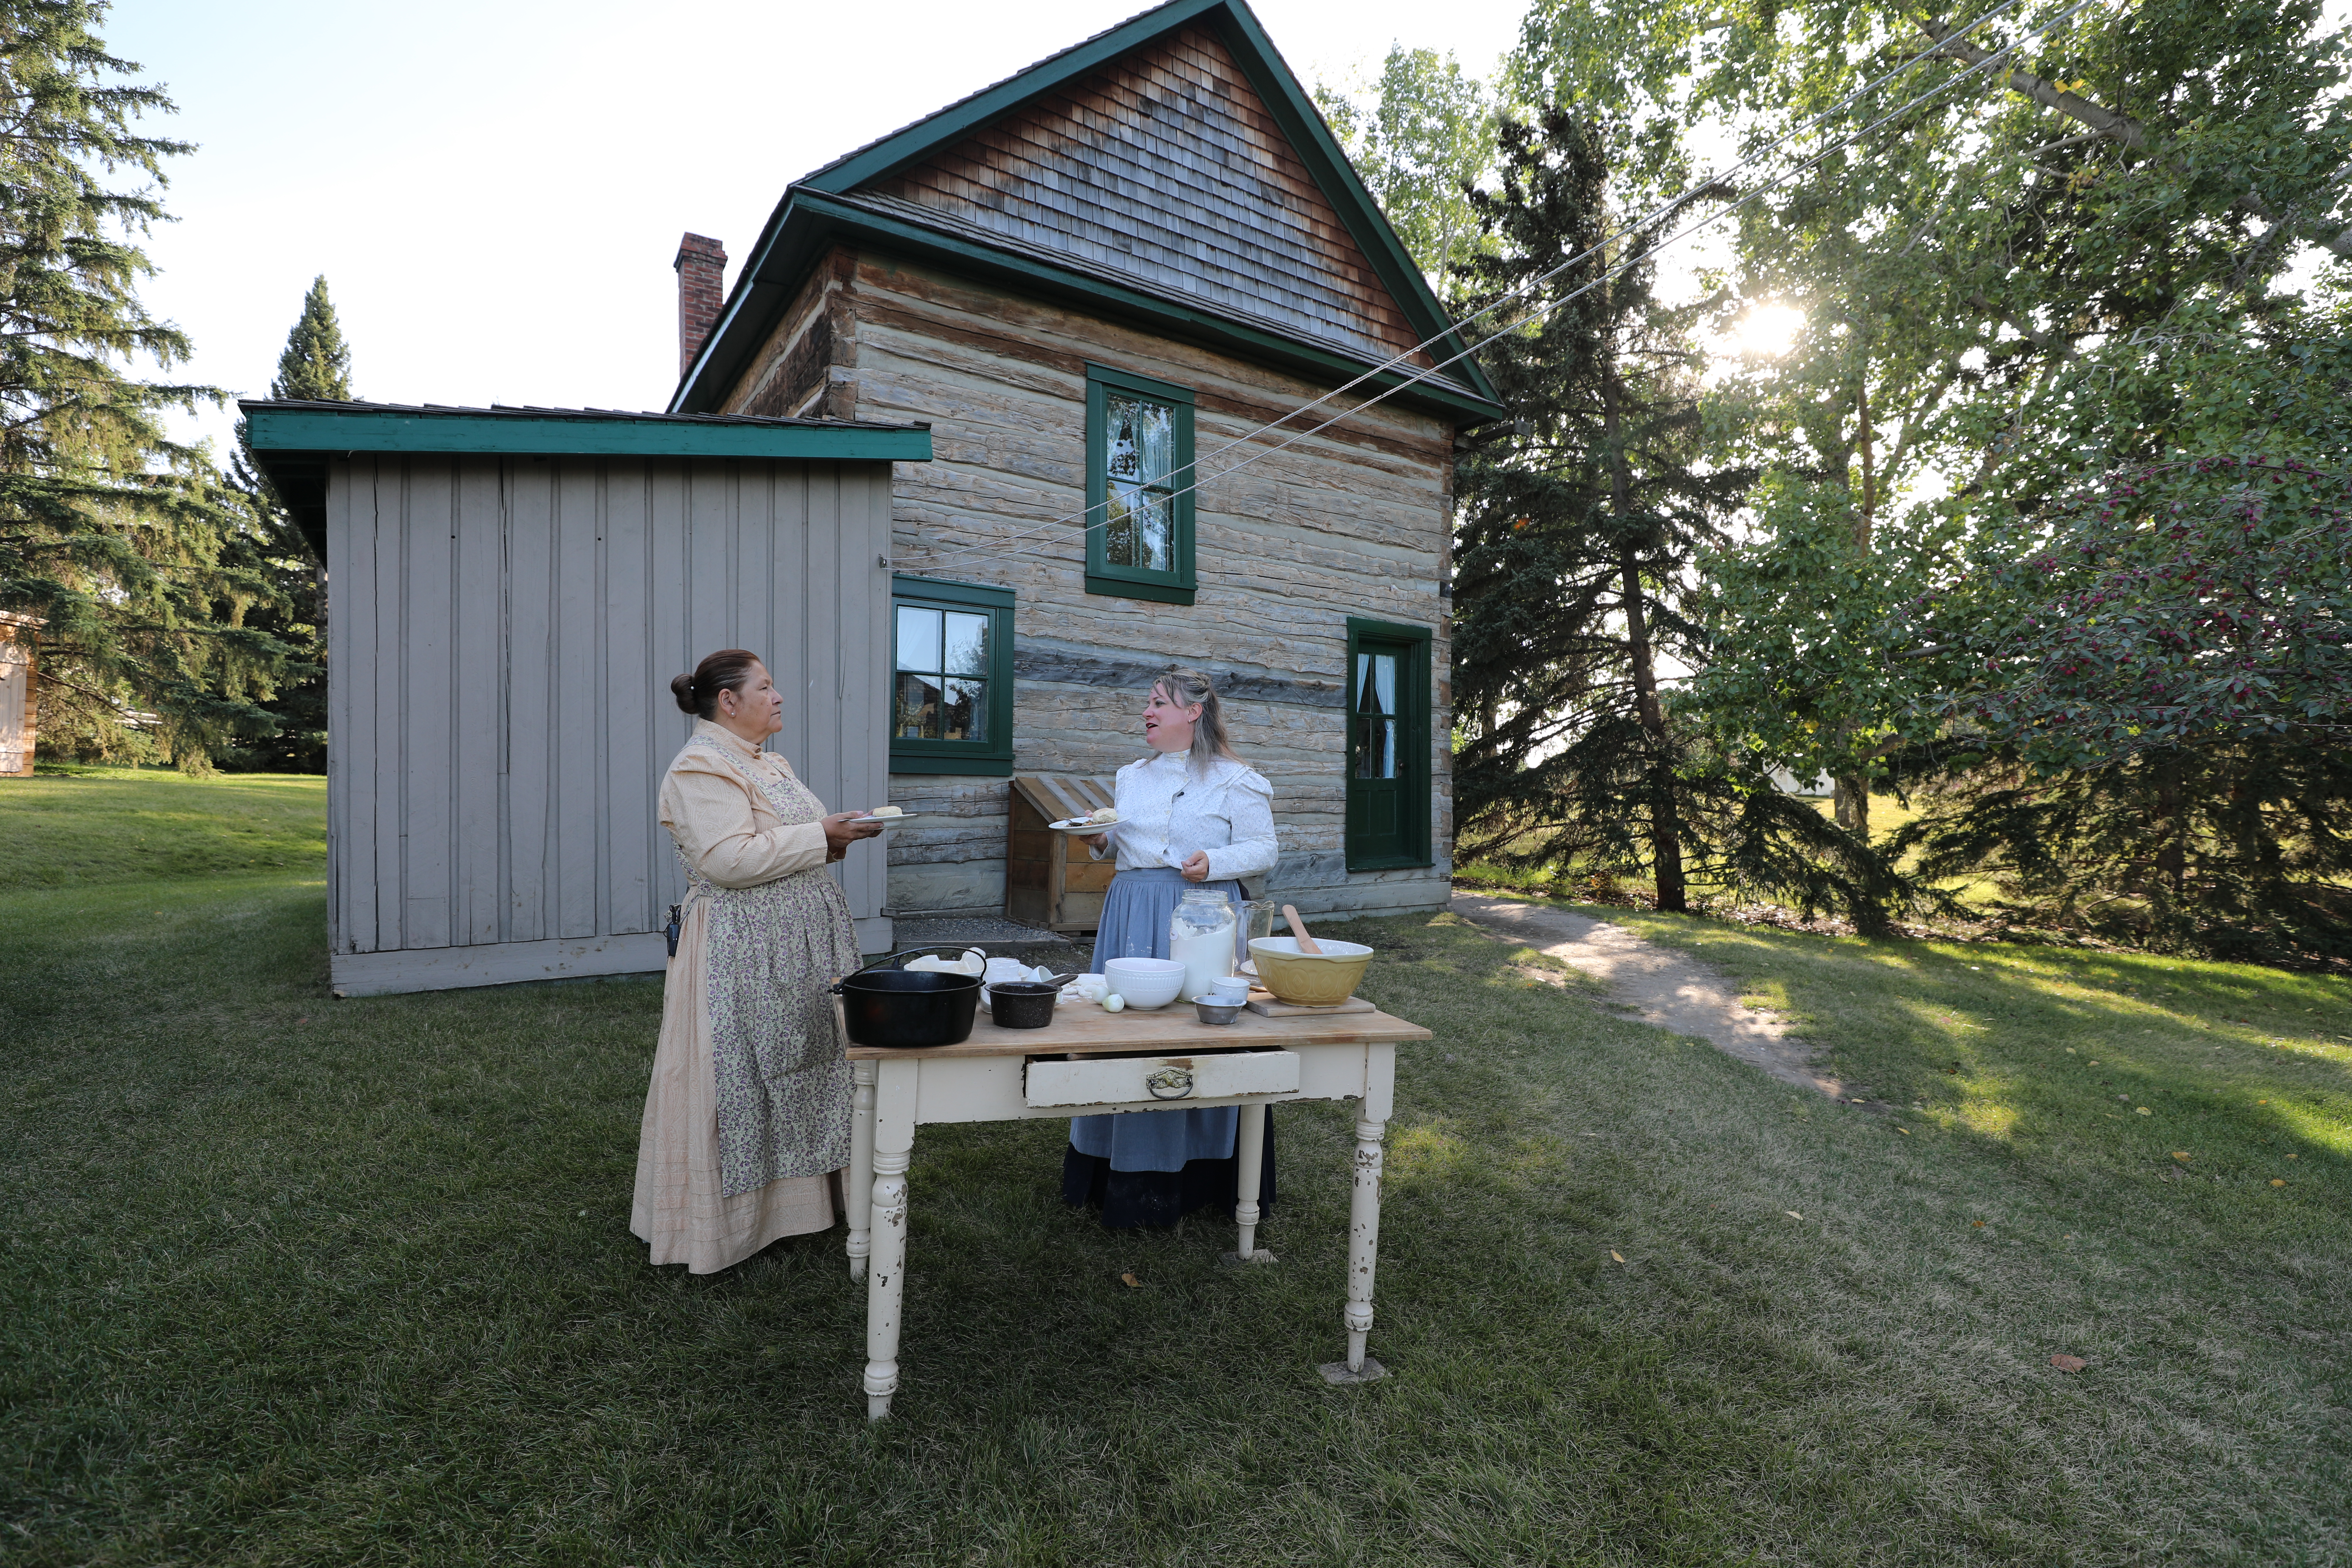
[107,0,1528,454]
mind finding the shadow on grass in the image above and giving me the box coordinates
[5,883,2348,1564]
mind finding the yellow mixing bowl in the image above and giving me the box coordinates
[1247,936,1373,1006]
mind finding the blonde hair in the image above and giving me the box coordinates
[1153,667,1240,774]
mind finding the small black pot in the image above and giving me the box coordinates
[832,952,981,1048]
[987,981,1061,1030]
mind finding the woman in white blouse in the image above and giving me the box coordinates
[1065,667,1280,1228]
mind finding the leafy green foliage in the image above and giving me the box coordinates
[0,0,296,765]
[1930,458,2352,763]
[1450,110,1898,920]
[1608,0,2352,952]
[1314,45,1497,297]
[270,273,350,405]
[1881,448,2352,960]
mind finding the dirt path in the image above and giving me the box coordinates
[1450,892,1846,1098]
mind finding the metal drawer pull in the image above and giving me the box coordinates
[1145,1066,1195,1099]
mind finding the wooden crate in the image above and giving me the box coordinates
[1006,774,1119,934]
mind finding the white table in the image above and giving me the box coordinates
[842,1002,1432,1419]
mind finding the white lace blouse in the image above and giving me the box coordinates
[1092,751,1278,883]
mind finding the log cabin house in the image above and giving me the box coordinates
[672,0,1505,932]
[240,0,1502,998]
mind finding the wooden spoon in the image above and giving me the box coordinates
[1282,904,1323,954]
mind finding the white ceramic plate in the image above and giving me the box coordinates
[1047,816,1118,833]
[849,812,922,826]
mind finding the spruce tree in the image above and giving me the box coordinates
[224,276,350,771]
[0,0,295,764]
[1452,108,1894,919]
[273,276,350,403]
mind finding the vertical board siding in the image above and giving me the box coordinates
[553,462,603,940]
[847,465,892,918]
[602,461,656,935]
[797,465,839,811]
[401,458,456,952]
[326,459,363,954]
[504,459,556,944]
[369,460,405,952]
[329,454,893,980]
[453,459,504,945]
[646,460,693,924]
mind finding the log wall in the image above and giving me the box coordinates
[719,246,1455,924]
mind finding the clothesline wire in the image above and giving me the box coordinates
[907,0,2110,572]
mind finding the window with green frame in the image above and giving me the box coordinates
[1344,617,1432,869]
[889,576,1014,776]
[1085,363,1195,606]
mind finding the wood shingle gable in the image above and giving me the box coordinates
[671,0,1504,424]
[866,26,1432,373]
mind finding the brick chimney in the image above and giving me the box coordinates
[674,232,728,378]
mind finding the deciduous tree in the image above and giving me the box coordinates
[1315,45,1497,298]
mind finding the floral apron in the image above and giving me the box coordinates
[678,735,861,1196]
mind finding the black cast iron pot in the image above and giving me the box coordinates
[986,980,1062,1030]
[832,951,982,1048]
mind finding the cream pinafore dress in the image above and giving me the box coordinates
[631,721,862,1273]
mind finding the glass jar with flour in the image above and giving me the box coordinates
[1168,887,1238,1001]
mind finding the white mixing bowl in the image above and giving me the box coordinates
[1100,956,1187,1009]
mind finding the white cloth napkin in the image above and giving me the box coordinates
[904,947,986,976]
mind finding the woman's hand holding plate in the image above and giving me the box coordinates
[822,811,886,860]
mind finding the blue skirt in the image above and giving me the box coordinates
[1071,868,1241,1171]
[1064,869,1277,1229]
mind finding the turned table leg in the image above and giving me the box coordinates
[1323,1043,1395,1384]
[1343,1111,1387,1372]
[846,1061,876,1281]
[862,1060,917,1420]
[1233,1100,1267,1260]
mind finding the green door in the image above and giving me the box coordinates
[1346,634,1423,866]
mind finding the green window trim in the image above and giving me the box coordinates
[1344,616,1433,870]
[890,575,1015,776]
[1084,363,1196,607]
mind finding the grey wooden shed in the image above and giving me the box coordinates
[245,400,933,996]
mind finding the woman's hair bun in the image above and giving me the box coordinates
[670,649,764,721]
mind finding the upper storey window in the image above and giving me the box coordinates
[1085,364,1196,607]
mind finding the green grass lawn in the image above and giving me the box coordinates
[4,777,2348,1564]
[1,767,326,886]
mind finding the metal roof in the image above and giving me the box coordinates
[242,400,932,557]
[243,398,928,436]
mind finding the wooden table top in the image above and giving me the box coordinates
[842,1001,1432,1060]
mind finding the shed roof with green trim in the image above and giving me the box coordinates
[242,400,933,557]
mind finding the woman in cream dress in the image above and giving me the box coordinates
[631,648,884,1274]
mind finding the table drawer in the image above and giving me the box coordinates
[1023,1049,1300,1108]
